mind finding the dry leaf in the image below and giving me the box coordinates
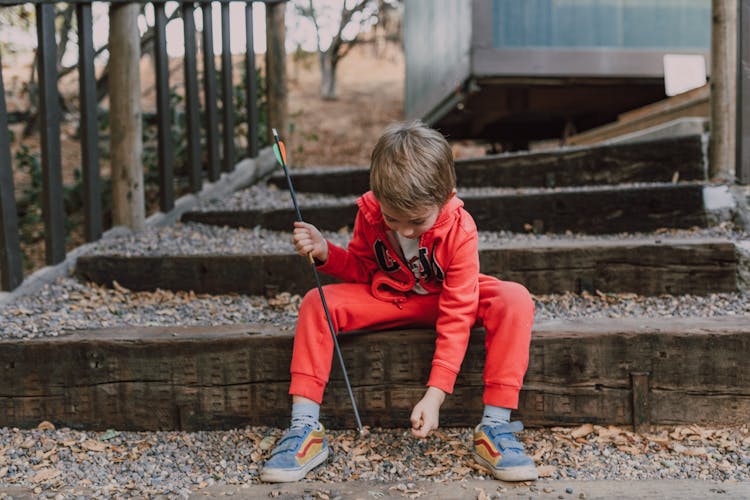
[617,445,642,455]
[82,440,106,452]
[37,421,55,431]
[683,446,707,456]
[30,468,61,483]
[259,435,276,451]
[537,465,557,477]
[571,423,594,439]
[475,487,491,500]
[112,280,131,294]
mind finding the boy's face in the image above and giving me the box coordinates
[380,202,441,240]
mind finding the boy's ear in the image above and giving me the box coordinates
[448,188,457,200]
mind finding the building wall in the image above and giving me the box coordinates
[404,0,472,119]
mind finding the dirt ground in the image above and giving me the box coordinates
[286,43,406,167]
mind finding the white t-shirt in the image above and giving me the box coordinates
[395,233,428,295]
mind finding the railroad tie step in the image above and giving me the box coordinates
[183,183,715,234]
[265,135,706,194]
[1,318,747,431]
[75,237,741,296]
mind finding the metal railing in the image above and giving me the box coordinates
[0,0,283,291]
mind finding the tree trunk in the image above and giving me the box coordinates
[709,0,737,181]
[109,3,144,230]
[319,50,337,100]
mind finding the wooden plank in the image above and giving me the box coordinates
[454,136,706,187]
[267,166,370,196]
[183,183,709,234]
[76,2,102,242]
[74,238,738,296]
[618,85,709,124]
[75,253,337,295]
[266,136,705,195]
[479,238,738,295]
[0,318,747,430]
[0,50,23,291]
[181,204,359,231]
[567,87,710,146]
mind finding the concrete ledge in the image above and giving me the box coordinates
[5,479,749,500]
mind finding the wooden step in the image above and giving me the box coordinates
[267,135,705,194]
[2,318,747,430]
[75,238,740,296]
[183,183,710,235]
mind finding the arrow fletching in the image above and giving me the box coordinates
[272,128,287,166]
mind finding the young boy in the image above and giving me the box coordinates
[260,121,537,483]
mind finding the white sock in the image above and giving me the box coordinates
[290,402,320,429]
[480,405,511,427]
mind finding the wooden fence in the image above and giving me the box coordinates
[0,0,286,291]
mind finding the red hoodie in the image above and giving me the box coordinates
[317,191,480,393]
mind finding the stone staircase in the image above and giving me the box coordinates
[3,135,749,432]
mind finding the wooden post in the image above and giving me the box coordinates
[737,0,750,184]
[0,51,23,291]
[710,0,737,181]
[266,1,288,146]
[109,2,145,230]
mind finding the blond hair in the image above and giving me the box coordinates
[369,121,456,212]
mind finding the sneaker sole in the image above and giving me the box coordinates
[473,451,539,482]
[260,447,330,483]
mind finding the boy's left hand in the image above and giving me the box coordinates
[410,386,446,438]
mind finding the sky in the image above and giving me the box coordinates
[0,0,362,65]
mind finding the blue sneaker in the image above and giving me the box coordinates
[473,421,538,481]
[260,424,329,482]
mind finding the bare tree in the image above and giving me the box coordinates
[293,0,378,100]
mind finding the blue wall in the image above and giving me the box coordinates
[492,0,710,50]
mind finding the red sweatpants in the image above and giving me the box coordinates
[288,274,534,409]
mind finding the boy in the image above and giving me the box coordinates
[260,121,537,483]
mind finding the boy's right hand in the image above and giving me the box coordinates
[293,221,328,263]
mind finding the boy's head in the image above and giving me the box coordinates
[370,121,456,214]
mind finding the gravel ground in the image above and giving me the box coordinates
[1,276,749,339]
[0,422,747,498]
[82,220,747,258]
[195,182,717,212]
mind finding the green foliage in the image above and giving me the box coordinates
[232,64,269,151]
